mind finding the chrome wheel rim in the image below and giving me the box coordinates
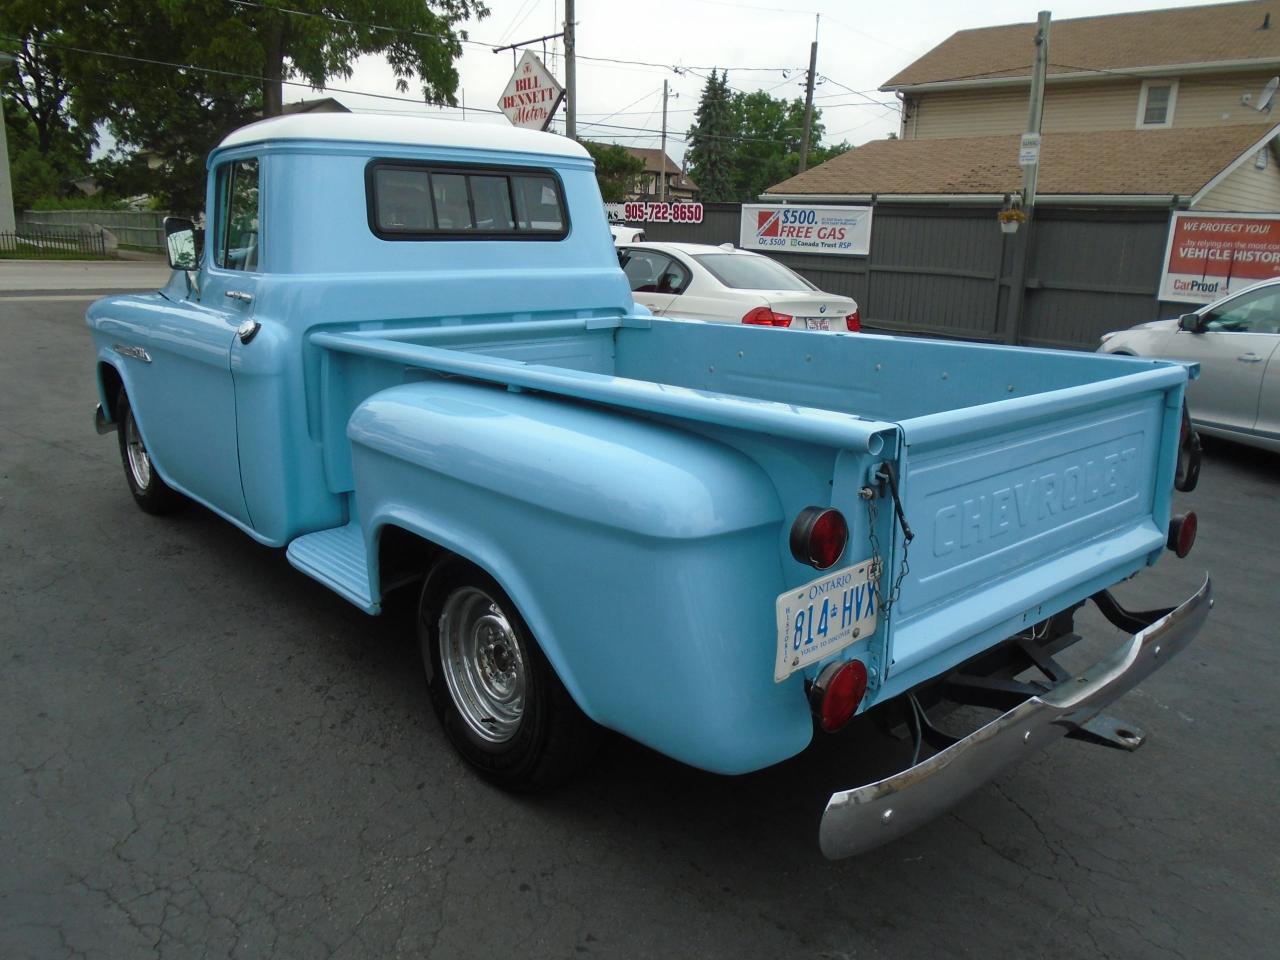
[124,411,152,490]
[439,586,526,743]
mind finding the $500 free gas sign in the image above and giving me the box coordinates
[740,204,872,256]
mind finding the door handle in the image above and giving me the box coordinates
[225,290,254,303]
[1237,352,1263,363]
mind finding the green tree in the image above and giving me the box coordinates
[3,1,487,212]
[1,2,96,205]
[685,74,851,202]
[582,140,643,202]
[722,90,813,201]
[684,69,734,201]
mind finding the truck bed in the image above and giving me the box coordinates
[312,315,1188,712]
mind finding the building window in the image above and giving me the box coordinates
[1137,80,1177,128]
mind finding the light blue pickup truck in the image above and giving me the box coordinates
[87,114,1210,858]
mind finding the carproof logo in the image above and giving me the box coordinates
[932,447,1139,556]
[1172,278,1221,294]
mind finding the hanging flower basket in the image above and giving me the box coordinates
[997,207,1028,234]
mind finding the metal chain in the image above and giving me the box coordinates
[863,484,911,617]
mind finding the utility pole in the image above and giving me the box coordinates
[564,0,577,139]
[1004,10,1052,347]
[1021,10,1052,208]
[660,80,669,203]
[797,15,819,173]
[0,52,15,233]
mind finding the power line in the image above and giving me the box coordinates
[226,0,798,75]
[2,32,496,112]
[9,32,814,149]
[499,0,544,45]
[576,87,662,125]
[817,75,898,109]
[227,1,475,46]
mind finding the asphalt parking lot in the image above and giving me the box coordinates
[2,268,1277,959]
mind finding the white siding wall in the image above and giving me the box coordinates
[905,73,1280,140]
[1195,147,1280,212]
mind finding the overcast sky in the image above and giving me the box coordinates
[289,0,1242,163]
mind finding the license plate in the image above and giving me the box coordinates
[803,317,831,331]
[774,559,878,682]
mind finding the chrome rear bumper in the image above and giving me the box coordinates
[819,576,1212,859]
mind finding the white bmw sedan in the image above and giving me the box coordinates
[1098,277,1280,452]
[617,242,860,332]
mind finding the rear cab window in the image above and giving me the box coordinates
[367,161,568,240]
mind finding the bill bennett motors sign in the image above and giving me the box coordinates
[740,204,872,256]
[499,51,564,130]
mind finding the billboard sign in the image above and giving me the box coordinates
[740,204,872,256]
[1160,211,1280,303]
[498,51,564,130]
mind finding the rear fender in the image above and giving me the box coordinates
[348,380,810,773]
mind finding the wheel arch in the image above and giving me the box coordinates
[368,513,602,723]
[97,360,126,421]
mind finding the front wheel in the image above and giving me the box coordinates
[419,563,600,791]
[116,388,182,515]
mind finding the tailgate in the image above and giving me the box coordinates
[885,366,1187,680]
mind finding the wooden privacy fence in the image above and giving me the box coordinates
[636,202,1176,351]
[19,209,172,251]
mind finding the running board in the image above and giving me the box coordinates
[286,521,378,614]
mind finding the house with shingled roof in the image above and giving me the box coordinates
[765,1,1280,211]
[621,147,699,202]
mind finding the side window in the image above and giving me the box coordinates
[657,257,690,294]
[1203,287,1280,333]
[369,162,567,239]
[217,159,260,271]
[621,250,673,293]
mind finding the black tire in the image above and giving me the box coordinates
[116,388,182,515]
[418,561,600,791]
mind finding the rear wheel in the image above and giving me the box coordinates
[419,562,599,790]
[116,388,182,515]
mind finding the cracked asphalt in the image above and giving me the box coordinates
[2,278,1278,959]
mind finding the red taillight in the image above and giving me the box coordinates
[845,307,861,332]
[811,660,868,732]
[742,306,793,327]
[790,506,848,569]
[1168,511,1197,558]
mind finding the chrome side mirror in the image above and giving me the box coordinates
[1177,312,1205,334]
[163,216,199,270]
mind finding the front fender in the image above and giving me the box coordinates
[349,380,814,773]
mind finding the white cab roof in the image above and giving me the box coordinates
[217,113,591,159]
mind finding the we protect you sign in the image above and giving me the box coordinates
[1160,211,1280,303]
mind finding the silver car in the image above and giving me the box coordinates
[1099,278,1280,453]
